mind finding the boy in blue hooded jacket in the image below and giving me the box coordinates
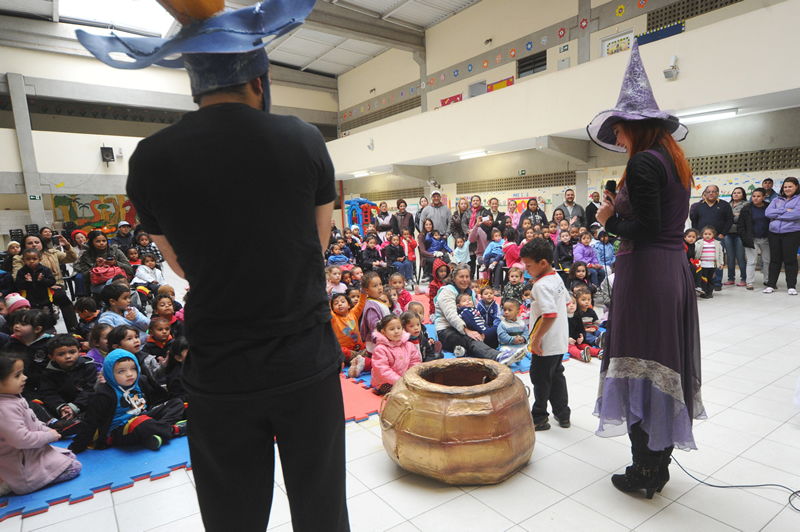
[69,349,186,453]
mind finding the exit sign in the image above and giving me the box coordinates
[29,195,41,200]
[518,170,526,176]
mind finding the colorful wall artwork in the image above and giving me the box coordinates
[487,77,514,92]
[440,94,463,107]
[52,194,137,234]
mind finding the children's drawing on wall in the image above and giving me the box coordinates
[690,171,794,199]
[52,194,137,234]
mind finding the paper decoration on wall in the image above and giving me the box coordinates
[580,18,588,29]
[56,182,64,188]
[342,113,347,119]
[483,60,489,68]
[382,98,386,104]
[487,76,514,92]
[440,94,463,107]
[440,73,445,81]
[468,64,473,72]
[354,109,358,115]
[606,35,631,56]
[496,54,502,63]
[398,92,402,99]
[510,49,516,58]
[541,36,548,45]
[367,104,370,110]
[348,111,352,117]
[421,81,426,89]
[360,106,364,112]
[430,78,435,85]
[636,21,685,46]
[558,28,566,38]
[638,0,647,7]
[526,41,533,51]
[390,94,395,102]
[453,69,459,77]
[616,5,625,16]
[410,87,415,94]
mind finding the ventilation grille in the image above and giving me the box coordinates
[457,171,576,194]
[341,96,421,133]
[361,187,426,203]
[647,0,743,31]
[689,147,800,175]
[518,50,547,79]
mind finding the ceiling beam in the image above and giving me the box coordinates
[305,1,424,54]
[381,0,416,20]
[270,65,337,92]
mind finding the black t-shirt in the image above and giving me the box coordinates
[127,103,340,394]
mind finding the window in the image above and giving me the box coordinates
[59,0,175,38]
[468,81,487,99]
[517,51,547,79]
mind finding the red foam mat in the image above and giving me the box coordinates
[340,374,382,422]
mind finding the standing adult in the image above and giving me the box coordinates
[449,198,471,242]
[764,176,800,295]
[390,199,415,237]
[738,187,771,289]
[11,233,79,332]
[414,196,428,232]
[375,202,393,240]
[689,184,733,290]
[81,2,349,529]
[419,190,452,236]
[467,195,490,277]
[557,189,587,228]
[486,197,506,229]
[434,264,526,365]
[586,191,602,227]
[760,178,778,204]
[516,198,548,232]
[109,221,135,251]
[723,187,748,286]
[330,219,343,243]
[589,39,703,498]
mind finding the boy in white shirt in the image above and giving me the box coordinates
[520,238,571,431]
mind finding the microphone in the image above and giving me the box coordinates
[604,180,617,204]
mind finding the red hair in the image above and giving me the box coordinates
[618,120,693,190]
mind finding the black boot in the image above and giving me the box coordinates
[656,446,674,493]
[611,458,661,499]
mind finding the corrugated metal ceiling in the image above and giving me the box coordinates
[342,0,482,30]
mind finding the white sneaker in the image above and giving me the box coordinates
[489,263,496,270]
[497,347,527,367]
[453,346,467,358]
[348,355,365,378]
[789,288,798,296]
[763,287,774,294]
[479,265,487,272]
[580,347,591,363]
[0,481,11,496]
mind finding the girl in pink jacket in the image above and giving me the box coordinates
[371,315,422,395]
[0,352,82,496]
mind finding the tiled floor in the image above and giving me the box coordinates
[4,269,800,531]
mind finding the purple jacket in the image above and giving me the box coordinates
[0,394,74,494]
[766,195,800,234]
[572,243,598,265]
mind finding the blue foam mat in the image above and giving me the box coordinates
[0,437,190,521]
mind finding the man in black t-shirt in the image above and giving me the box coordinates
[127,49,348,532]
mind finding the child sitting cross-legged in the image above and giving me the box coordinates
[98,284,149,343]
[389,272,412,312]
[567,294,600,362]
[107,324,157,384]
[325,266,348,299]
[141,317,173,382]
[131,253,165,298]
[38,335,97,425]
[74,297,101,346]
[68,349,186,453]
[479,228,505,273]
[85,323,112,377]
[371,315,421,395]
[164,337,189,404]
[575,286,604,350]
[0,351,82,496]
[497,299,531,351]
[152,294,184,339]
[401,308,441,362]
[501,267,526,306]
[329,289,370,378]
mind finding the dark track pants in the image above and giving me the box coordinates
[529,354,570,425]
[187,368,349,532]
[110,399,184,447]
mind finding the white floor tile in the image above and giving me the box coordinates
[469,472,564,524]
[114,483,200,532]
[707,375,767,395]
[765,423,800,450]
[742,439,800,477]
[147,513,204,532]
[345,428,386,463]
[571,478,671,530]
[669,446,737,478]
[410,494,514,532]
[518,498,627,532]
[520,452,607,496]
[732,395,799,423]
[21,490,113,532]
[266,485,292,530]
[531,425,594,451]
[634,502,737,532]
[0,517,21,532]
[385,523,420,532]
[691,419,761,455]
[24,508,118,532]
[676,481,785,532]
[528,441,557,463]
[704,409,784,438]
[346,450,409,489]
[372,474,463,519]
[700,385,750,408]
[111,469,191,505]
[711,456,800,506]
[346,471,370,499]
[346,491,406,532]
[562,434,633,473]
[761,506,800,532]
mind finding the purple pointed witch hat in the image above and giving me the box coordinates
[586,39,688,152]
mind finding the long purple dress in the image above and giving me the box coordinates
[594,149,705,451]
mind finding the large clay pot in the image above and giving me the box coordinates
[380,358,535,485]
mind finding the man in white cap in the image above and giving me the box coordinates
[419,190,452,236]
[108,221,134,251]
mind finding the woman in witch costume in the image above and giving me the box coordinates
[590,39,705,499]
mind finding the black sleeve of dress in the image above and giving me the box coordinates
[604,152,667,242]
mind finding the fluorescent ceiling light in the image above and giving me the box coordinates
[353,171,371,178]
[679,109,738,124]
[59,0,175,37]
[459,151,487,160]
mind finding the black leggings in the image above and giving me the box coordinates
[51,286,78,332]
[767,230,800,289]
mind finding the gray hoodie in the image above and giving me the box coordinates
[420,203,452,236]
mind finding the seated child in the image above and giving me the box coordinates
[456,293,488,338]
[14,248,56,311]
[567,294,600,362]
[575,287,603,349]
[165,337,189,404]
[85,323,112,376]
[401,229,417,265]
[333,237,353,262]
[384,235,414,286]
[0,351,82,496]
[152,295,184,339]
[107,324,156,381]
[110,275,146,315]
[326,266,347,298]
[405,303,442,360]
[135,232,163,264]
[125,247,142,269]
[497,299,531,350]
[519,283,533,322]
[371,315,421,395]
[477,285,501,348]
[132,253,165,296]
[39,335,97,423]
[501,267,526,305]
[384,285,401,316]
[329,290,370,377]
[360,236,389,280]
[7,309,56,407]
[341,270,352,288]
[400,311,437,363]
[350,266,363,290]
[1,293,30,336]
[74,297,101,344]
[69,349,186,453]
[428,259,451,317]
[479,229,505,272]
[358,272,390,357]
[470,280,481,294]
[346,287,361,309]
[555,230,574,270]
[573,233,605,288]
[141,317,174,381]
[569,261,597,296]
[327,244,350,268]
[453,236,470,265]
[157,285,183,312]
[98,284,149,342]
[389,272,412,312]
[425,230,452,257]
[593,229,616,276]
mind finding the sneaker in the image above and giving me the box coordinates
[746,284,754,290]
[348,355,366,378]
[174,420,187,437]
[488,263,496,270]
[580,347,591,363]
[479,265,487,272]
[0,481,11,496]
[714,285,722,291]
[736,282,746,287]
[534,419,551,431]
[699,293,709,299]
[144,435,162,451]
[708,292,714,299]
[453,346,467,358]
[695,287,705,295]
[596,331,606,349]
[724,281,735,286]
[789,289,798,296]
[553,415,571,428]
[414,285,423,295]
[763,287,774,294]
[497,347,527,366]
[598,350,604,360]
[48,418,82,437]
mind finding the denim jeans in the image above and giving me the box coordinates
[713,236,725,287]
[587,267,606,288]
[724,234,746,282]
[392,260,414,281]
[744,237,771,286]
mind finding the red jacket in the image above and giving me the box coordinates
[428,258,451,317]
